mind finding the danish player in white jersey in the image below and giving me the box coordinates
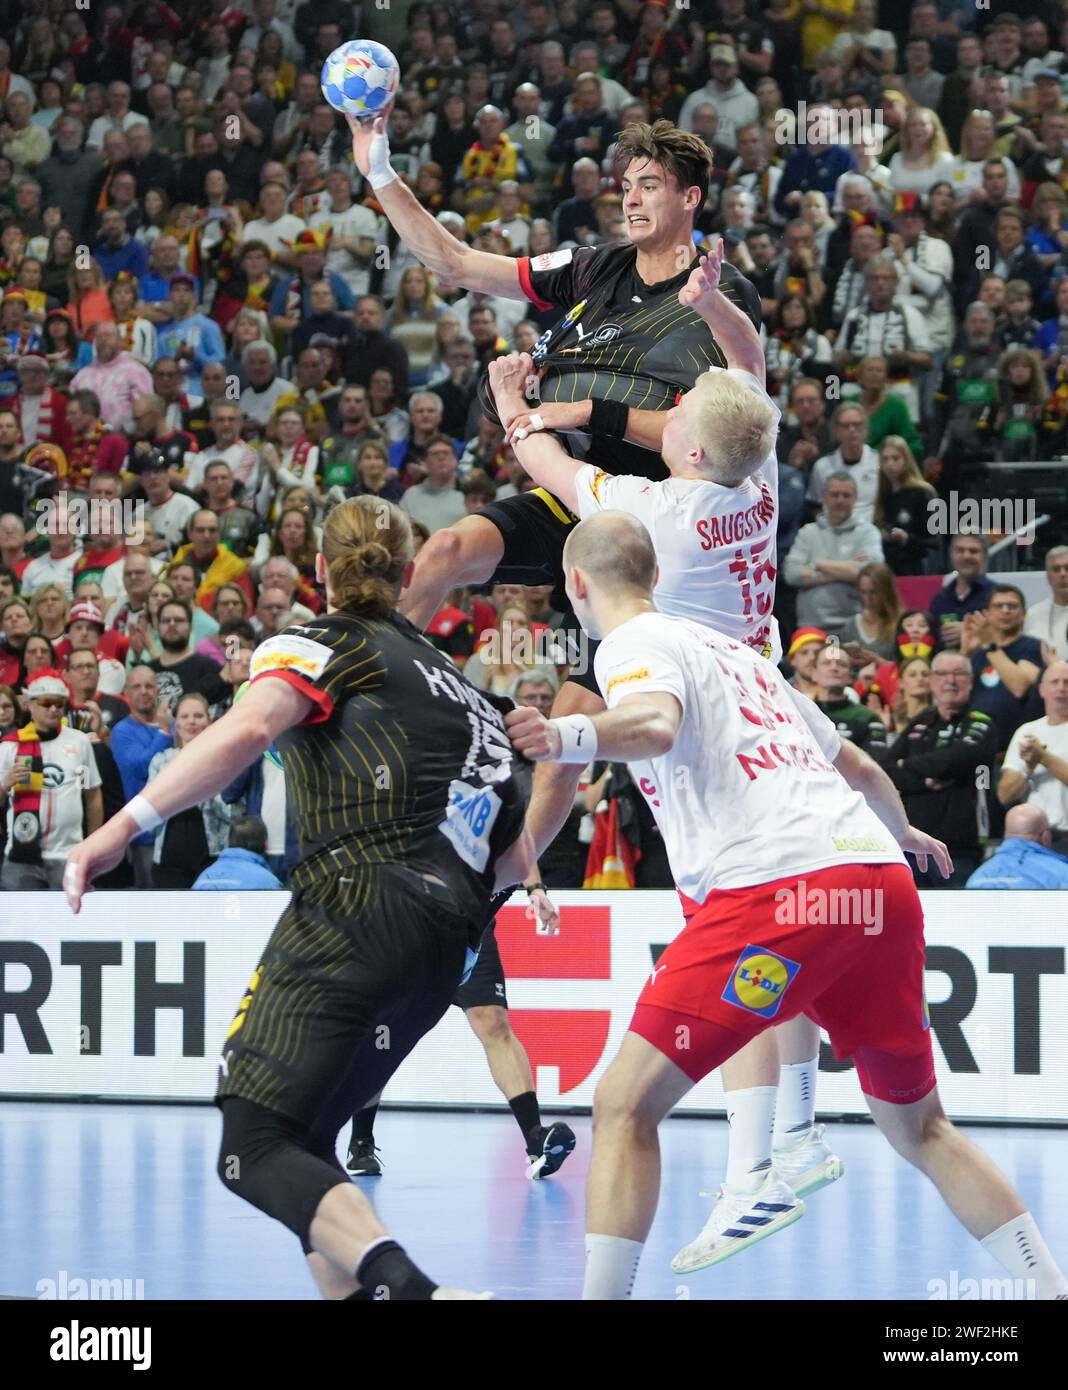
[490,244,842,1263]
[506,512,1068,1301]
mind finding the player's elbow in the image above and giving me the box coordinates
[643,715,678,758]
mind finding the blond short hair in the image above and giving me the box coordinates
[689,373,778,485]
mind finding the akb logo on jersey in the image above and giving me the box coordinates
[721,945,801,1020]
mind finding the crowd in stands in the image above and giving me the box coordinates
[1,0,1068,891]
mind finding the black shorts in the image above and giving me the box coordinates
[216,864,471,1128]
[453,920,508,1010]
[479,492,603,695]
[479,489,577,586]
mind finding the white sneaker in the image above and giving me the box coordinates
[431,1287,497,1300]
[671,1173,804,1274]
[772,1124,844,1198]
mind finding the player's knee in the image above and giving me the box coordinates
[417,526,464,582]
[466,1005,513,1045]
[593,1065,648,1131]
[217,1098,292,1199]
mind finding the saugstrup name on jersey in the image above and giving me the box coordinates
[695,483,775,550]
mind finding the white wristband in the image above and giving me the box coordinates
[368,127,398,191]
[126,794,163,833]
[551,714,598,764]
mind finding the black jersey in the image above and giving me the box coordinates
[491,241,763,478]
[248,611,529,920]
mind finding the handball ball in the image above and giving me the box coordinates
[321,39,400,119]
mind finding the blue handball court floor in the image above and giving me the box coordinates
[2,1103,1066,1300]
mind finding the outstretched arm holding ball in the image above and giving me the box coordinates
[345,110,526,302]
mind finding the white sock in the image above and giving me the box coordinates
[724,1085,776,1193]
[582,1233,643,1300]
[773,1056,819,1148]
[981,1212,1068,1299]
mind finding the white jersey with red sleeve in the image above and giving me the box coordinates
[573,367,782,664]
[593,612,906,900]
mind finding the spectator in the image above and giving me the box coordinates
[835,260,933,419]
[888,107,955,197]
[202,461,260,560]
[463,602,537,695]
[867,654,933,735]
[104,551,160,637]
[252,509,320,598]
[783,471,884,635]
[874,435,938,575]
[155,275,227,399]
[965,805,1068,890]
[764,296,833,408]
[838,561,904,664]
[0,668,102,890]
[11,352,72,455]
[776,376,834,470]
[883,650,998,887]
[0,596,32,687]
[400,435,467,534]
[808,403,880,523]
[192,812,283,890]
[186,401,259,494]
[855,355,924,457]
[810,640,890,754]
[553,157,603,246]
[258,408,319,512]
[679,45,758,153]
[343,295,410,398]
[998,661,1068,848]
[388,267,450,390]
[774,104,855,218]
[1025,546,1068,662]
[239,340,291,427]
[996,277,1040,354]
[963,583,1045,752]
[240,179,306,256]
[106,276,157,368]
[167,511,254,613]
[93,206,150,282]
[148,598,230,710]
[69,324,152,435]
[136,458,198,562]
[36,117,99,231]
[962,206,1045,309]
[929,534,996,649]
[146,690,231,889]
[993,347,1052,462]
[21,508,79,597]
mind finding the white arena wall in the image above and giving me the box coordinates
[1,891,1066,1124]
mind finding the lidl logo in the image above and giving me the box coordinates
[721,945,800,1020]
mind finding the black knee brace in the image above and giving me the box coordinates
[218,1098,351,1248]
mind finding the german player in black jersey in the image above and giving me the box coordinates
[349,115,761,632]
[64,497,535,1301]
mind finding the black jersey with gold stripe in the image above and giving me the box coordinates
[248,611,529,920]
[490,241,763,478]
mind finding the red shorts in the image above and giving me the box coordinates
[634,863,936,1104]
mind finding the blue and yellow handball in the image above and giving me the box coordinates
[320,40,400,119]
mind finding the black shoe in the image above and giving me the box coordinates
[526,1122,576,1180]
[347,1138,383,1176]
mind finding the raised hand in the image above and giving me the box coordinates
[678,243,724,316]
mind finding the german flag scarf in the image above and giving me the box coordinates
[5,722,46,863]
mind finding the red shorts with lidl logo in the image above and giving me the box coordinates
[633,862,935,1104]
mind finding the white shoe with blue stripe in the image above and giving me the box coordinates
[670,1172,804,1274]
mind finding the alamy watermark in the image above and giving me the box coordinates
[927,1271,1037,1301]
[774,879,884,936]
[35,493,146,545]
[927,493,1036,546]
[774,103,883,148]
[37,1269,145,1300]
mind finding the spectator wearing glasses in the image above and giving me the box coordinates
[961,584,1045,753]
[0,669,102,890]
[147,598,230,710]
[883,651,998,888]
